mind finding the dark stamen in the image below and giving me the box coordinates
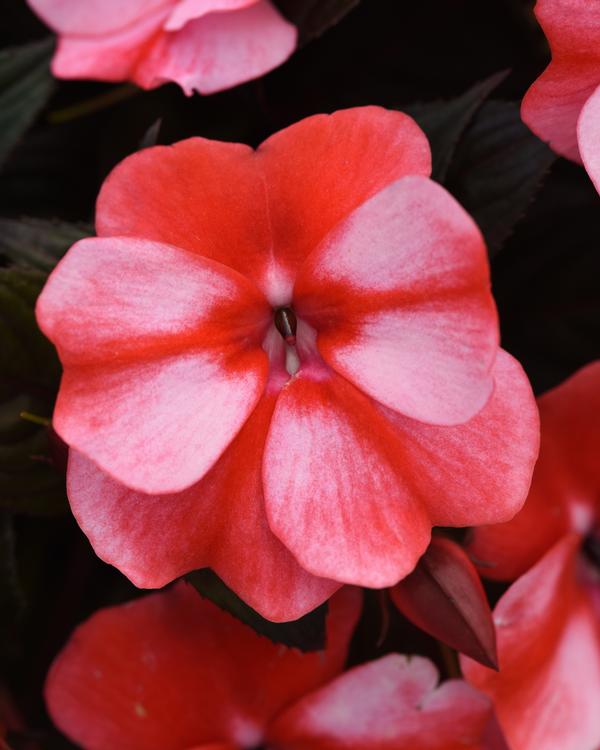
[274,307,297,346]
[583,533,600,569]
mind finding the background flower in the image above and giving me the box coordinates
[25,0,297,94]
[463,362,600,750]
[521,0,600,191]
[46,583,503,750]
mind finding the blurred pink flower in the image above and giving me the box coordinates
[521,0,600,192]
[26,0,297,94]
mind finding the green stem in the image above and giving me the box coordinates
[19,411,51,427]
[47,83,139,124]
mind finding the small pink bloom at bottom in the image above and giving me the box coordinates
[46,584,502,750]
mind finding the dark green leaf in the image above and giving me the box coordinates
[405,70,508,182]
[0,511,26,661]
[0,37,56,169]
[491,160,600,394]
[447,100,556,257]
[276,0,360,42]
[0,216,90,271]
[186,569,328,651]
[0,268,66,515]
[0,267,60,385]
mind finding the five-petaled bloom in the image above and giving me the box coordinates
[36,106,540,622]
[45,584,506,750]
[463,362,600,750]
[521,0,600,192]
[25,0,297,94]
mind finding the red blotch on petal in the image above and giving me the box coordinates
[37,237,270,495]
[258,106,432,295]
[294,175,498,425]
[67,391,340,623]
[263,366,432,588]
[380,350,540,530]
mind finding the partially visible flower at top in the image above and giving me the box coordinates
[521,0,600,192]
[463,362,600,750]
[25,0,297,95]
[45,583,506,750]
[36,107,540,622]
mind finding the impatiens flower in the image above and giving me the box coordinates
[46,583,505,750]
[25,0,297,94]
[36,107,540,622]
[462,361,600,750]
[521,0,600,191]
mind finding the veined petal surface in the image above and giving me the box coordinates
[37,237,269,494]
[67,391,340,622]
[294,175,498,425]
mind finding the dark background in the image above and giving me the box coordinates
[0,1,598,747]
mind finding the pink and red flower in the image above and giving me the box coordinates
[46,584,504,750]
[521,0,600,191]
[36,107,540,621]
[463,362,600,750]
[26,0,297,94]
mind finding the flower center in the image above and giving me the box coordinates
[263,305,323,382]
[583,532,600,570]
[274,306,297,346]
[272,306,300,376]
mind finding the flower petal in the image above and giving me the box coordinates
[37,237,269,494]
[37,236,269,366]
[50,8,169,83]
[467,360,600,580]
[57,353,266,495]
[294,175,497,425]
[520,0,600,162]
[381,350,539,528]
[164,0,260,31]
[67,390,340,622]
[578,84,600,194]
[258,107,431,299]
[268,653,497,750]
[96,109,429,302]
[136,1,297,95]
[45,584,361,750]
[25,0,170,35]
[95,138,278,292]
[462,534,600,750]
[263,366,432,587]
